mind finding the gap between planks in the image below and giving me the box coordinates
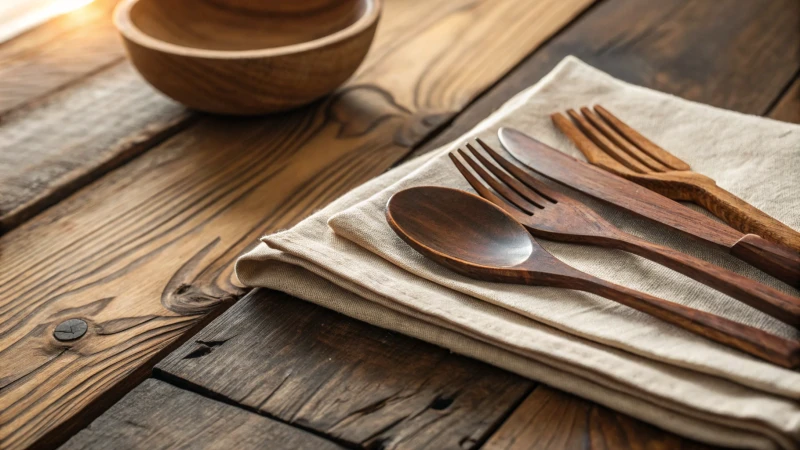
[59,379,348,450]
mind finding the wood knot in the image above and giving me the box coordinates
[429,395,454,410]
[394,111,452,148]
[182,339,230,360]
[164,284,232,316]
[174,284,191,295]
[328,85,412,138]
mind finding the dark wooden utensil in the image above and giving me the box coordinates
[449,139,800,328]
[552,105,800,253]
[386,186,800,368]
[499,127,800,288]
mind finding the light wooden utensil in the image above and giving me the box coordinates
[386,186,800,368]
[449,139,800,327]
[114,0,381,115]
[552,105,800,253]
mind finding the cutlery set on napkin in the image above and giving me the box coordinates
[236,57,800,449]
[388,132,799,368]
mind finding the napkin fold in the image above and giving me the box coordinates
[236,57,800,449]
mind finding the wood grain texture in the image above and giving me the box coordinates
[387,186,800,368]
[0,0,123,116]
[156,290,532,449]
[0,0,593,447]
[570,0,800,113]
[60,379,346,450]
[414,0,800,158]
[553,105,800,253]
[451,139,800,327]
[483,386,717,450]
[0,62,190,232]
[728,234,800,288]
[116,0,380,114]
[0,0,192,233]
[768,75,800,124]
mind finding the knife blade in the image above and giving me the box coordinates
[498,127,800,287]
[499,127,742,248]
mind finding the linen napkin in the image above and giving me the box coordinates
[236,57,800,449]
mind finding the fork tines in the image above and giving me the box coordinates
[448,139,561,217]
[551,105,691,174]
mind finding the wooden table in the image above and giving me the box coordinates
[1,0,798,448]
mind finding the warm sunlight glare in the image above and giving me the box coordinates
[0,0,95,43]
[49,0,95,16]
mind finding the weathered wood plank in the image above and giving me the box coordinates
[483,386,717,450]
[155,290,532,450]
[0,0,192,233]
[0,0,593,447]
[60,379,346,450]
[416,0,800,156]
[0,62,190,231]
[768,75,800,124]
[0,0,122,116]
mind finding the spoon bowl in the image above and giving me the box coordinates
[387,186,534,269]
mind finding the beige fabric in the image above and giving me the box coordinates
[236,57,800,449]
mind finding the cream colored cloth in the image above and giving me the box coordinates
[236,57,800,449]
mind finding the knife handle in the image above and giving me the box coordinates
[731,234,800,288]
[570,272,800,369]
[694,182,800,253]
[610,234,800,327]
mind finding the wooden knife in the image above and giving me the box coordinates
[498,127,800,288]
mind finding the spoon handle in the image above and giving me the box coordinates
[564,270,800,368]
[605,232,800,328]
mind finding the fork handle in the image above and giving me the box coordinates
[730,234,800,289]
[693,182,800,253]
[567,271,800,368]
[608,233,800,327]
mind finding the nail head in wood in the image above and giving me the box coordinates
[54,319,88,342]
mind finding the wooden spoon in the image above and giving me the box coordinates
[386,186,800,368]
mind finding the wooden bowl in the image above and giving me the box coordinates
[113,0,380,115]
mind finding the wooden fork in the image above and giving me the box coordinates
[448,139,800,327]
[551,105,800,253]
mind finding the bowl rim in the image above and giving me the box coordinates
[113,0,380,59]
